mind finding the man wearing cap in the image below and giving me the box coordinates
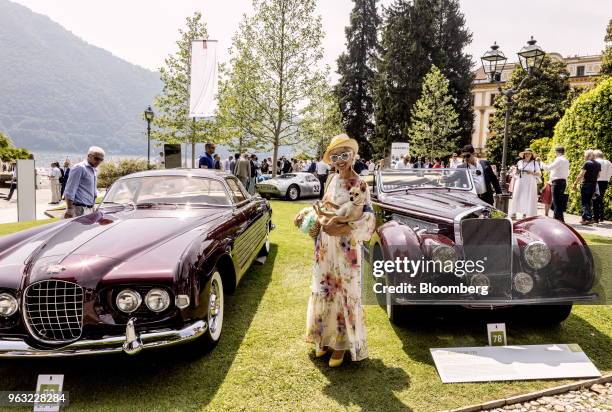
[456,144,501,205]
[63,146,104,218]
[573,150,601,225]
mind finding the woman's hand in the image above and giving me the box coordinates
[322,221,352,237]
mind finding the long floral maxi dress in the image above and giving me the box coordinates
[305,173,376,361]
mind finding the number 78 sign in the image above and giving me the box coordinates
[487,323,507,346]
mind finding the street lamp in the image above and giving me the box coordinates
[480,37,545,212]
[144,106,155,166]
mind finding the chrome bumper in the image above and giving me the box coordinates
[0,319,207,358]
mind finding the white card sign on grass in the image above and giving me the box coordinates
[430,344,601,383]
[34,374,64,412]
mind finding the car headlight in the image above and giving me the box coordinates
[523,241,551,269]
[0,293,18,316]
[116,289,142,313]
[513,272,534,294]
[431,244,457,264]
[145,288,170,312]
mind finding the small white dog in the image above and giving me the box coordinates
[313,181,367,226]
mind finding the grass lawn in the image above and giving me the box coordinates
[0,202,610,411]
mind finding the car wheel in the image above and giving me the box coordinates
[524,304,573,326]
[202,270,224,349]
[286,185,300,201]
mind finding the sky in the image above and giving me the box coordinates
[10,0,612,76]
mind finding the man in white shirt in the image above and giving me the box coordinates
[540,146,570,222]
[154,151,165,169]
[449,152,462,168]
[394,155,410,169]
[49,162,62,204]
[315,157,330,199]
[593,150,611,223]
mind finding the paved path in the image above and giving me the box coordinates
[483,382,611,412]
[0,186,56,223]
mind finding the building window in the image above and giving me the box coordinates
[576,65,585,76]
[489,93,496,106]
[494,73,501,82]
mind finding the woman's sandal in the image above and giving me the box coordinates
[329,350,345,367]
[315,347,330,358]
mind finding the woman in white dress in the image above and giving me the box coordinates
[305,134,376,368]
[509,148,541,219]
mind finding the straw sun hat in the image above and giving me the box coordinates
[322,134,359,164]
[518,148,537,158]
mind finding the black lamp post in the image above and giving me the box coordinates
[480,37,545,212]
[144,106,155,166]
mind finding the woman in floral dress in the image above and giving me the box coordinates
[305,134,376,367]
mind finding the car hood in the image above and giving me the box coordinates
[377,190,490,221]
[20,207,229,288]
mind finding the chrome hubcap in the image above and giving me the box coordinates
[209,280,221,333]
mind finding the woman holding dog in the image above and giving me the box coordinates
[305,134,376,367]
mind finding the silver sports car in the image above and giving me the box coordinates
[255,172,320,200]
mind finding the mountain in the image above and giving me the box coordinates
[0,0,162,154]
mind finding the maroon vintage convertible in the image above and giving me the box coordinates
[0,169,272,356]
[364,169,596,324]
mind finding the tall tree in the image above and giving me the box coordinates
[486,55,570,164]
[335,0,380,160]
[373,0,473,158]
[601,19,612,76]
[407,65,459,159]
[216,0,326,176]
[153,12,214,166]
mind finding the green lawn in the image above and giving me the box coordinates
[0,202,610,411]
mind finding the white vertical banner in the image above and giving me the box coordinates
[16,159,36,222]
[189,39,219,118]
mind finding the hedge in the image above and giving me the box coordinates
[552,77,612,219]
[97,159,150,189]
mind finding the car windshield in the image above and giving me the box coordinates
[101,176,231,207]
[276,174,296,179]
[379,169,473,192]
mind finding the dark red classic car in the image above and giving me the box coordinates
[364,169,596,324]
[0,169,272,356]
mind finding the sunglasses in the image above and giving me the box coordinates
[329,152,351,163]
[92,156,104,162]
[462,153,471,159]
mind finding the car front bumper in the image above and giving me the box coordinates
[255,185,283,197]
[0,318,207,358]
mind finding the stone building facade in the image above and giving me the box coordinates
[470,53,602,155]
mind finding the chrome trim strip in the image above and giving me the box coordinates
[371,201,454,224]
[0,320,207,358]
[453,206,484,246]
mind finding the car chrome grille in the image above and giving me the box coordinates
[24,280,84,343]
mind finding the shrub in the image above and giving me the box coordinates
[552,77,612,219]
[97,159,150,189]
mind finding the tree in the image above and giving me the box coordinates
[601,19,612,76]
[153,12,214,166]
[216,0,326,176]
[300,85,344,159]
[486,55,570,165]
[0,131,30,161]
[372,0,473,158]
[552,78,612,219]
[335,0,380,160]
[407,65,459,159]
